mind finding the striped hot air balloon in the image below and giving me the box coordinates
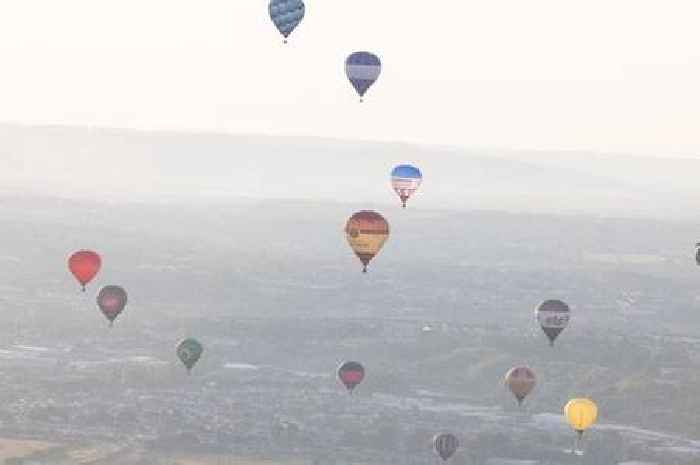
[269,0,305,43]
[535,299,570,346]
[345,211,389,272]
[391,164,422,208]
[345,51,381,101]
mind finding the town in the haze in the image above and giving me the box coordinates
[0,125,698,464]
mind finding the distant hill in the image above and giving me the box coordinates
[0,123,696,218]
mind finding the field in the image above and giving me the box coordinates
[173,455,306,465]
[0,438,57,462]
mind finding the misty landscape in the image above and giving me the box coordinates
[0,125,696,464]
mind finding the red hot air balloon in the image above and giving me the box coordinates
[97,285,128,327]
[68,250,101,291]
[338,361,365,393]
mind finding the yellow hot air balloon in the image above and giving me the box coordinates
[564,398,598,454]
[564,398,597,432]
[345,211,390,272]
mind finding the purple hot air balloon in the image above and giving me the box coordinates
[345,51,381,102]
[97,285,128,327]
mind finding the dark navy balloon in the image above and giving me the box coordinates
[345,52,381,101]
[535,299,570,346]
[433,433,459,461]
[269,0,305,42]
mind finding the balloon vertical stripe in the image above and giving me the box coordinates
[269,0,305,40]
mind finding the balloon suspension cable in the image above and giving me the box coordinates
[362,265,367,273]
[402,201,406,208]
[187,368,192,376]
[573,430,583,454]
[81,285,86,293]
[549,339,554,347]
[109,321,114,328]
[359,98,363,103]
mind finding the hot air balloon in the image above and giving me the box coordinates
[269,0,304,43]
[97,285,127,327]
[177,338,203,374]
[345,52,381,102]
[338,361,364,393]
[535,299,570,346]
[504,366,536,406]
[695,242,700,265]
[345,211,389,273]
[433,433,459,461]
[564,398,598,454]
[391,164,422,208]
[68,250,101,291]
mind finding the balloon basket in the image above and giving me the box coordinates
[565,433,584,455]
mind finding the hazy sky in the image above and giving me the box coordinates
[0,1,698,155]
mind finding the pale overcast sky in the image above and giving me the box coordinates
[0,1,698,155]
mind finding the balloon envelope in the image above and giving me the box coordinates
[564,398,598,433]
[535,299,570,345]
[68,250,101,291]
[269,0,304,40]
[504,366,536,405]
[345,52,381,99]
[391,164,422,207]
[338,361,365,392]
[177,338,203,372]
[97,285,127,325]
[433,433,459,461]
[345,211,389,272]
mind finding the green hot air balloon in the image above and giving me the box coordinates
[177,338,203,374]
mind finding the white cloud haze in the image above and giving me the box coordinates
[0,1,698,155]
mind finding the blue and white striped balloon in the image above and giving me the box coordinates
[391,164,422,208]
[345,51,381,101]
[269,0,305,43]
